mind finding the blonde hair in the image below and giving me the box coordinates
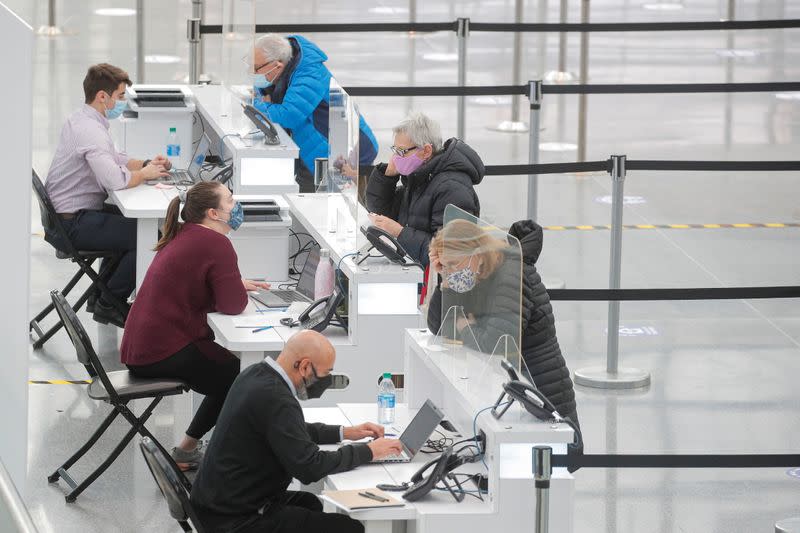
[430,219,508,280]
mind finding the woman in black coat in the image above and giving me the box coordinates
[426,218,579,424]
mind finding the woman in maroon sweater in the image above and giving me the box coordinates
[120,181,269,470]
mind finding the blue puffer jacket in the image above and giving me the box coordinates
[253,35,378,172]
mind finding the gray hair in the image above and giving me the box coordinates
[393,112,443,152]
[254,34,292,64]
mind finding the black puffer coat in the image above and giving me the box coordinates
[426,220,578,423]
[366,138,483,266]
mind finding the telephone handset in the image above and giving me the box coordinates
[241,103,280,145]
[492,359,584,471]
[492,359,558,421]
[402,446,465,503]
[294,289,344,332]
[361,225,408,264]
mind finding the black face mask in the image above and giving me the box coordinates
[296,362,333,400]
[306,374,333,400]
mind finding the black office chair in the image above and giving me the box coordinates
[30,170,129,350]
[140,437,207,533]
[47,290,191,502]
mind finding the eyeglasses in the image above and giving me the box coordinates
[390,145,418,157]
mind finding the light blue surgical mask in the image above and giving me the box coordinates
[105,96,127,120]
[251,74,272,90]
[251,64,278,90]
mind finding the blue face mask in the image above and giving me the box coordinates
[252,74,272,90]
[106,98,127,120]
[251,64,278,90]
[222,202,244,231]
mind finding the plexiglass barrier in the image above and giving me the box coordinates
[319,79,369,251]
[425,205,526,407]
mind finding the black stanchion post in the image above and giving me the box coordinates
[532,445,552,533]
[457,18,470,141]
[193,0,205,81]
[188,18,201,84]
[37,0,65,36]
[577,0,590,161]
[527,80,542,221]
[136,0,145,83]
[574,155,651,389]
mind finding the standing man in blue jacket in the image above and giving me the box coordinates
[250,34,379,192]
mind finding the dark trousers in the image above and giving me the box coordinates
[127,343,240,439]
[44,205,136,303]
[198,491,363,533]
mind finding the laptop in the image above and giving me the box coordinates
[171,133,211,183]
[372,399,445,464]
[150,134,211,185]
[251,247,320,308]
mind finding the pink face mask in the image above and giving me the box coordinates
[391,152,426,176]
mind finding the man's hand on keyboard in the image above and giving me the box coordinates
[343,422,384,441]
[368,438,404,460]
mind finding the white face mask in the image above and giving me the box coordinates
[445,257,479,293]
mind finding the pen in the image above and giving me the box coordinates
[358,491,389,503]
[251,326,274,333]
[384,433,398,437]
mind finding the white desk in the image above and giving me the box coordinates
[109,185,177,290]
[307,404,495,533]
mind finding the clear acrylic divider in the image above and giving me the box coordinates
[219,0,255,134]
[320,78,368,251]
[426,205,524,406]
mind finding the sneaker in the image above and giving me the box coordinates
[171,442,205,472]
[92,300,127,329]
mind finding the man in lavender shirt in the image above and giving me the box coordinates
[45,64,170,328]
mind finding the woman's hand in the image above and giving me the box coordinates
[243,279,270,292]
[429,248,443,275]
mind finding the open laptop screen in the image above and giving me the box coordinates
[188,134,211,180]
[400,400,445,457]
[296,247,320,300]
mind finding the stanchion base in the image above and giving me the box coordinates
[36,25,64,36]
[489,120,529,133]
[775,517,800,533]
[574,366,651,390]
[544,70,577,83]
[542,277,566,290]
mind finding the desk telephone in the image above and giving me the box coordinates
[357,226,424,270]
[281,289,345,332]
[241,103,280,145]
[401,446,465,503]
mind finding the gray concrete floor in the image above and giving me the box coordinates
[15,0,800,531]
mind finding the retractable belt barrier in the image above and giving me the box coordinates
[198,18,800,35]
[342,81,800,98]
[548,286,800,302]
[483,159,800,176]
[551,453,800,470]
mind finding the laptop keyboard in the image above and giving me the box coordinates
[270,290,308,303]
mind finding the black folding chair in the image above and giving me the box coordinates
[47,290,190,502]
[30,170,129,349]
[140,437,207,533]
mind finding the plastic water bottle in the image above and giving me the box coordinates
[314,248,335,300]
[377,373,396,425]
[166,127,181,164]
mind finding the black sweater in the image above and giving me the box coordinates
[191,362,373,518]
[366,138,484,266]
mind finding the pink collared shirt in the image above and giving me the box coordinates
[45,104,132,213]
